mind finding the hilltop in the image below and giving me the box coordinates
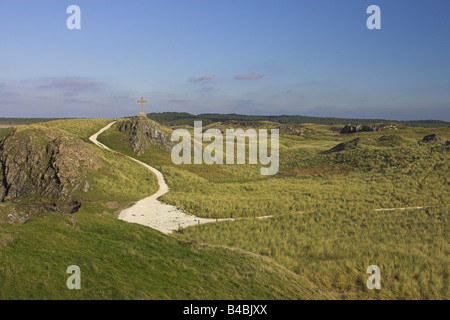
[0,125,103,223]
[118,117,174,155]
[0,117,63,126]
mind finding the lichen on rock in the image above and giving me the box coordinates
[340,123,403,134]
[118,117,174,155]
[421,134,449,145]
[0,126,103,220]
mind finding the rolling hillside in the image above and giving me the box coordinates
[0,116,448,299]
[0,118,324,299]
[99,116,449,299]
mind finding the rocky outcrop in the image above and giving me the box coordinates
[118,117,174,155]
[340,123,400,134]
[324,135,406,154]
[279,124,305,136]
[210,120,306,136]
[0,127,103,216]
[323,138,364,153]
[421,134,449,145]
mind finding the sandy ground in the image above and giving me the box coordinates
[89,122,226,234]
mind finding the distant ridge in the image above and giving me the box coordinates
[146,112,449,128]
[1,114,447,128]
[0,117,61,125]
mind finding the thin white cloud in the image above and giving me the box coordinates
[188,74,215,83]
[37,77,102,93]
[234,73,264,80]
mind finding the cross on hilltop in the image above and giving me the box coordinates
[137,97,147,117]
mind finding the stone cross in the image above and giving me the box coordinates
[137,97,147,117]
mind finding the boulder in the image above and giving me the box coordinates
[0,127,103,215]
[340,123,399,134]
[119,117,174,155]
[422,134,449,145]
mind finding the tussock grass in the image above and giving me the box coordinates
[178,207,449,299]
[0,118,322,299]
[99,120,449,299]
[0,209,324,299]
[41,118,114,142]
[99,124,449,219]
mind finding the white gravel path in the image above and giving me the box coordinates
[89,121,224,234]
[89,122,440,234]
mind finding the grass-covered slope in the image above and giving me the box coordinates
[99,120,449,218]
[41,118,114,142]
[99,118,449,299]
[0,118,61,125]
[0,120,159,222]
[0,118,324,299]
[177,207,448,300]
[0,206,324,299]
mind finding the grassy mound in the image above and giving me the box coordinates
[0,206,324,299]
[97,118,449,299]
[0,118,324,299]
[177,206,449,299]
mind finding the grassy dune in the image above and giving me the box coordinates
[1,118,448,299]
[177,207,448,299]
[0,119,324,299]
[99,120,449,218]
[0,206,324,299]
[40,118,114,142]
[99,119,449,299]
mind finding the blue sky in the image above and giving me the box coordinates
[0,0,449,120]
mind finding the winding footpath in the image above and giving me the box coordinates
[89,122,442,233]
[89,121,221,234]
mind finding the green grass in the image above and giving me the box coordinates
[0,118,324,299]
[1,117,448,299]
[40,118,114,142]
[0,118,61,125]
[176,207,449,299]
[0,206,324,299]
[98,119,449,299]
[99,121,449,218]
[0,128,14,140]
